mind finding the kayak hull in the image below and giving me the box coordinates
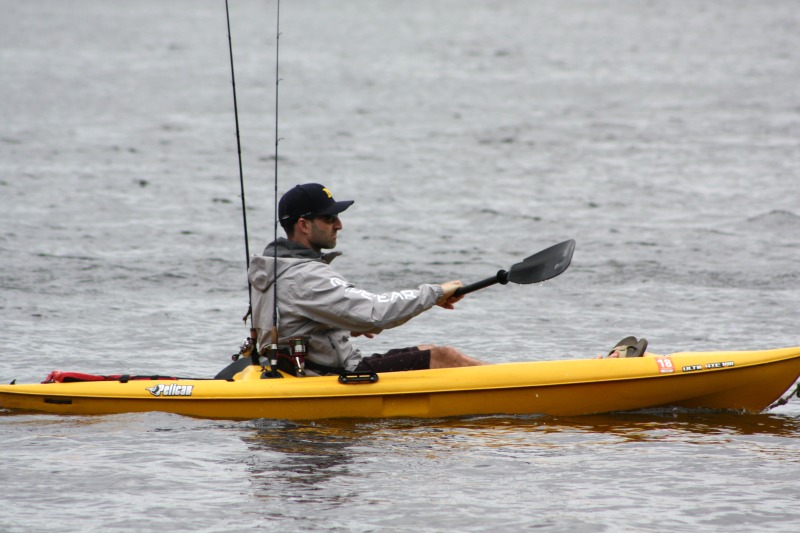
[1,348,799,420]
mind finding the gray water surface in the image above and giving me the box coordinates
[1,1,799,531]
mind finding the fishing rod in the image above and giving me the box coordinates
[224,0,257,358]
[263,0,283,376]
[224,0,285,375]
[270,0,282,348]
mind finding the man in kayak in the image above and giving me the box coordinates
[248,182,485,374]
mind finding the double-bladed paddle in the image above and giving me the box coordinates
[453,239,576,297]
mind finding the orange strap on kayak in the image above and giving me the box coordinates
[42,371,182,384]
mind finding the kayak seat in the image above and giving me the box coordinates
[214,356,253,380]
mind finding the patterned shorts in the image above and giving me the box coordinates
[354,346,431,373]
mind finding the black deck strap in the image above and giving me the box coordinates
[42,370,208,384]
[120,375,187,382]
[338,372,379,384]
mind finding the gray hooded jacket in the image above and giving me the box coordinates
[248,238,444,371]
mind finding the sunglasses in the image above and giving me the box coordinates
[299,213,339,224]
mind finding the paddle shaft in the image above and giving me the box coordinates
[453,270,509,297]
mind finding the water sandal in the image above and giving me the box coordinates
[608,336,638,358]
[628,338,648,357]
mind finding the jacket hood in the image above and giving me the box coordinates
[249,238,341,292]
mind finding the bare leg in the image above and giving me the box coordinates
[418,344,485,368]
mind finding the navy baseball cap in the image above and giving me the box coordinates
[279,183,354,226]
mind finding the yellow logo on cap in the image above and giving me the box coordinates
[322,187,333,199]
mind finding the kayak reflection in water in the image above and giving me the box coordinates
[248,183,486,375]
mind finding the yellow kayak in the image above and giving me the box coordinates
[1,347,799,420]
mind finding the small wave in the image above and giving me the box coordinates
[35,252,99,262]
[745,209,800,230]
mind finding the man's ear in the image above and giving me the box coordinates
[295,218,311,235]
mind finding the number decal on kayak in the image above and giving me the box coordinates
[654,357,674,374]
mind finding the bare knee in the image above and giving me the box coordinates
[422,345,485,368]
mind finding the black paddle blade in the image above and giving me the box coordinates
[507,239,575,285]
[453,239,575,297]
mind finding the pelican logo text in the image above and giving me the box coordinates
[146,384,194,397]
